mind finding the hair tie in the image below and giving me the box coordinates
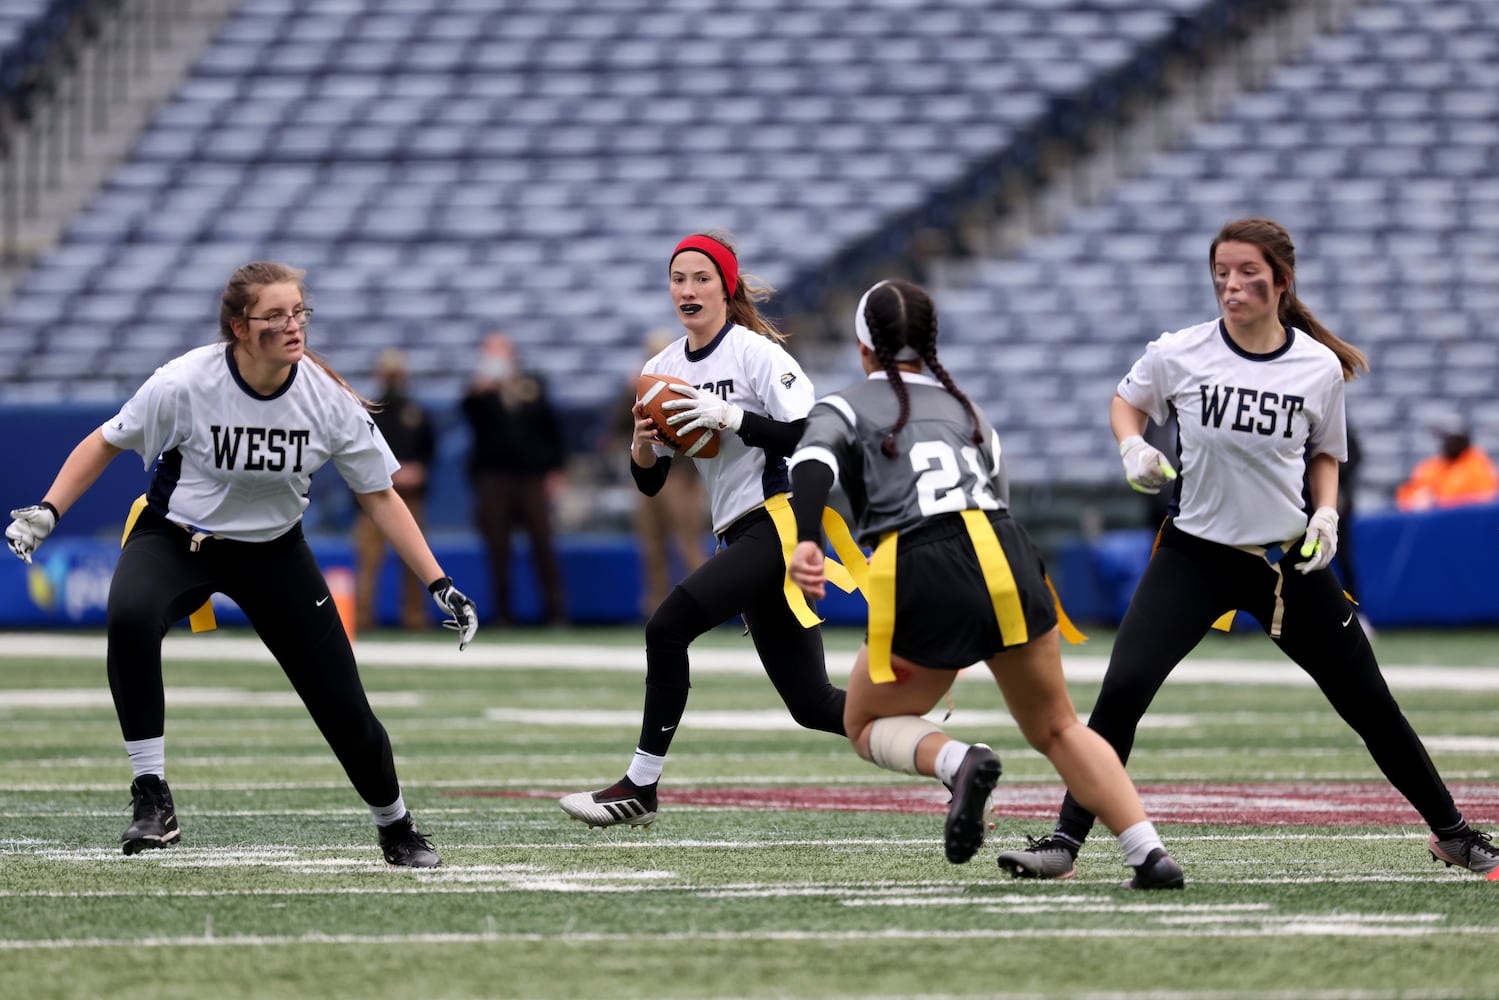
[670,235,738,297]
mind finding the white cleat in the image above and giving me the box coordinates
[559,778,658,829]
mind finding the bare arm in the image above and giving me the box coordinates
[353,487,444,587]
[42,429,124,516]
[1306,451,1340,512]
[1109,393,1150,446]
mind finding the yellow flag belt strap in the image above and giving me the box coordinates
[763,494,861,629]
[123,495,217,633]
[865,510,1087,683]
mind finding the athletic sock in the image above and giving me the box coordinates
[1118,820,1165,867]
[625,749,665,787]
[370,793,408,827]
[124,736,165,780]
[1433,818,1470,840]
[933,738,972,786]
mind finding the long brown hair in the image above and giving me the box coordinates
[860,279,983,458]
[218,261,377,409]
[681,229,787,343]
[1209,218,1368,381]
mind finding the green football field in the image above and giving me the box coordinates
[1,625,1496,1000]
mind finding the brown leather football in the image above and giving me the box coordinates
[637,372,719,459]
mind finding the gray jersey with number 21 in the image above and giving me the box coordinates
[790,371,1008,548]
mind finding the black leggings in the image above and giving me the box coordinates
[107,507,399,807]
[637,506,846,756]
[1056,519,1461,844]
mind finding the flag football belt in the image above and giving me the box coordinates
[763,493,860,628]
[122,494,217,633]
[783,505,1085,685]
[1150,523,1355,639]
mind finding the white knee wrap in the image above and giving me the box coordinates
[866,715,943,776]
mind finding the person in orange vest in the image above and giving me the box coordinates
[1395,418,1498,512]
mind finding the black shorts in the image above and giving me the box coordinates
[889,510,1057,670]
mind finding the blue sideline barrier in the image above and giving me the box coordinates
[1054,502,1499,630]
[0,532,873,630]
[4,503,1493,632]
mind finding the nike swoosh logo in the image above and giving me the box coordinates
[316,596,331,607]
[660,724,676,732]
[1342,612,1354,627]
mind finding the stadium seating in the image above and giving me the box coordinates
[1,0,1493,511]
[0,0,89,113]
[3,0,1212,415]
[934,0,1499,497]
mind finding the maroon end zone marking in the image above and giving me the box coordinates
[463,783,1499,826]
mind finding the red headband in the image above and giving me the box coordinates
[670,235,738,298]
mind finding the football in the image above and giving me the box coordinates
[637,372,720,459]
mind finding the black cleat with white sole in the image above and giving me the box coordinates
[122,774,180,855]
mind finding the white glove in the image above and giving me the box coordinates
[428,576,478,650]
[6,503,58,564]
[1294,506,1339,575]
[661,384,743,436]
[1119,436,1177,494]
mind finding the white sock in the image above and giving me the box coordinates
[933,739,972,786]
[625,748,666,787]
[124,737,165,780]
[1118,820,1165,867]
[370,793,407,827]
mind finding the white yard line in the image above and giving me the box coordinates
[0,923,1460,951]
[2,633,1497,691]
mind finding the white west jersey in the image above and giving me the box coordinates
[102,343,399,542]
[642,323,815,535]
[1117,319,1347,546]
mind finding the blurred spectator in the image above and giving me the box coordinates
[352,348,435,631]
[462,332,567,626]
[1394,418,1498,512]
[617,330,709,619]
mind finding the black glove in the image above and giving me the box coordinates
[428,576,478,650]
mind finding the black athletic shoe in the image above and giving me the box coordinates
[1121,847,1185,890]
[997,834,1079,880]
[944,744,1002,864]
[1429,829,1499,875]
[378,813,441,868]
[121,774,180,855]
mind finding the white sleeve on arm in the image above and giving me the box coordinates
[751,340,816,422]
[1115,335,1171,426]
[102,369,186,468]
[332,399,399,493]
[1307,363,1349,462]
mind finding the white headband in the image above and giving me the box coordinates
[854,280,920,362]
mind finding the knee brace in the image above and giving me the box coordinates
[867,715,944,776]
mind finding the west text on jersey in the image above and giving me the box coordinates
[693,380,733,398]
[1199,386,1305,438]
[211,425,310,471]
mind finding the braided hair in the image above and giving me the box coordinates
[859,279,983,458]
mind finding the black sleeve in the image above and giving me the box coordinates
[736,412,806,457]
[789,461,835,543]
[631,454,671,496]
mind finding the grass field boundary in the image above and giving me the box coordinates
[2,632,1496,691]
